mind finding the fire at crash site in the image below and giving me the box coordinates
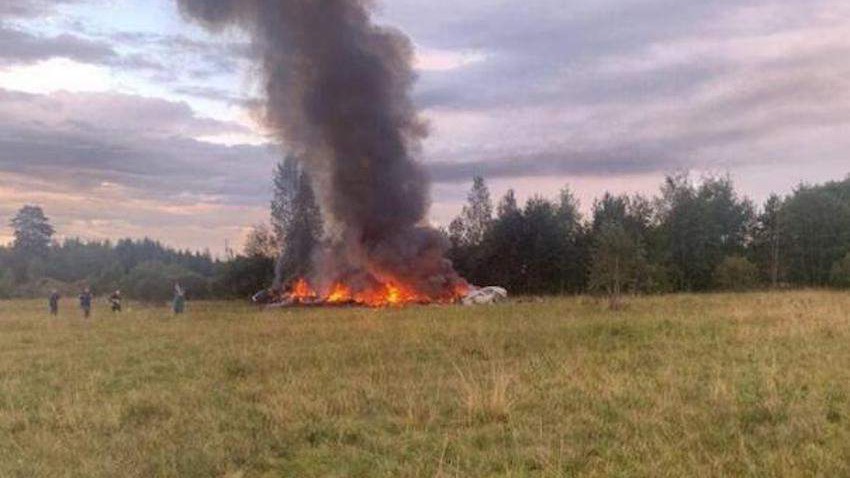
[176,0,503,308]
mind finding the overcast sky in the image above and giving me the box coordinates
[1,0,849,253]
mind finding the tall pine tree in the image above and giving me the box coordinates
[452,176,493,248]
[274,167,323,286]
[270,154,301,247]
[11,205,54,258]
[448,176,494,281]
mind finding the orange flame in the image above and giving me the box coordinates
[284,277,467,307]
[327,283,353,303]
[290,278,317,302]
[386,283,402,305]
[452,281,472,298]
[353,282,426,307]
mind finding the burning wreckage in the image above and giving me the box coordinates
[253,280,508,308]
[179,0,506,307]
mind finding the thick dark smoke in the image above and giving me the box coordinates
[178,0,467,297]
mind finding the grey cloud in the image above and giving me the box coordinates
[163,35,252,59]
[0,90,251,137]
[424,66,850,184]
[106,31,253,79]
[421,41,850,183]
[0,133,277,206]
[0,26,116,64]
[407,5,758,110]
[0,0,82,18]
[0,89,278,205]
[0,6,235,73]
[0,24,171,73]
[172,85,259,108]
[428,148,673,183]
[3,0,849,228]
[114,53,167,72]
[386,0,842,119]
[386,0,850,184]
[0,172,267,253]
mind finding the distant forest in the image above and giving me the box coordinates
[448,172,850,297]
[2,162,850,302]
[0,205,278,302]
[0,229,275,302]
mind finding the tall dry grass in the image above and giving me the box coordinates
[0,291,849,476]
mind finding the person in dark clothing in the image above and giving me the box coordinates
[49,290,60,316]
[109,290,122,313]
[79,288,93,318]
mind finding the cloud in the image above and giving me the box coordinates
[0,89,279,205]
[0,171,268,253]
[386,0,850,185]
[0,26,117,65]
[427,148,673,183]
[172,85,259,108]
[106,31,253,80]
[0,0,82,18]
[402,0,843,111]
[414,48,488,72]
[0,24,171,77]
[0,87,280,251]
[8,0,849,187]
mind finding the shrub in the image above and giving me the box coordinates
[0,270,13,299]
[122,261,210,303]
[12,277,78,299]
[588,222,647,309]
[830,253,850,288]
[643,263,675,294]
[714,256,760,291]
[212,256,275,299]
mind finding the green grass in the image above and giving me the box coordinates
[1,291,850,477]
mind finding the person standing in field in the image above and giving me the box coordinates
[49,290,60,316]
[172,283,186,315]
[109,290,122,313]
[79,288,93,318]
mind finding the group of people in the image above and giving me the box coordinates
[48,284,187,317]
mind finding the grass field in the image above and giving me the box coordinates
[1,292,850,477]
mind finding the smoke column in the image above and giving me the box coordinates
[178,0,467,297]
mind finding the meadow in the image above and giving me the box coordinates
[1,292,849,477]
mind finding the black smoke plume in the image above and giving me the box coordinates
[178,0,467,298]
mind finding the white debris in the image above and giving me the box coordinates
[461,286,508,305]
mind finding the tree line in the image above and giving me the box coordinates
[0,205,277,302]
[447,173,850,305]
[3,163,850,304]
[0,213,225,302]
[0,155,320,302]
